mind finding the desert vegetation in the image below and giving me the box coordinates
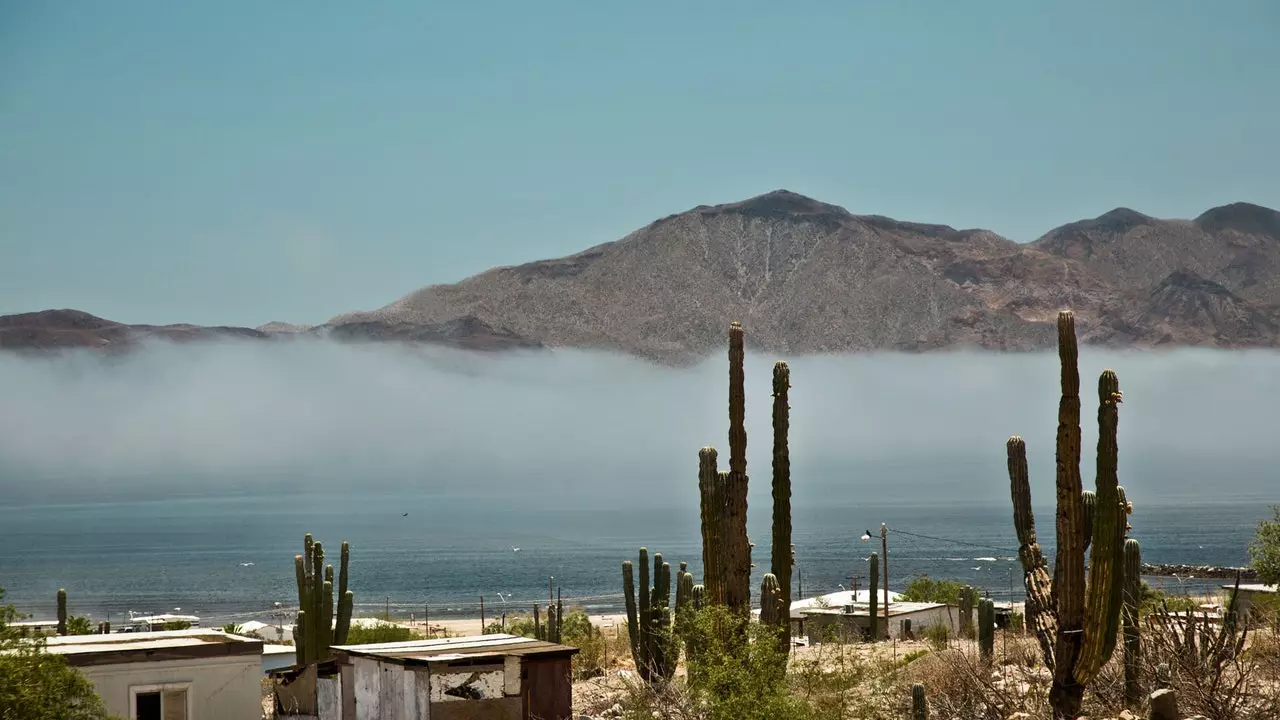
[563,316,1280,720]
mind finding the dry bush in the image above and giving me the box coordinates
[894,633,1051,720]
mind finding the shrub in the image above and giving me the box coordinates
[900,575,966,604]
[0,586,116,719]
[1251,505,1280,586]
[343,622,419,645]
[921,623,950,651]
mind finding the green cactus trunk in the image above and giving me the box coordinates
[770,362,793,644]
[295,611,307,666]
[868,552,879,642]
[1123,538,1142,709]
[320,580,334,658]
[911,683,928,720]
[56,589,67,636]
[978,598,995,663]
[534,603,544,641]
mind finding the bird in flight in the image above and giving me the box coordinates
[402,513,409,517]
[512,546,521,553]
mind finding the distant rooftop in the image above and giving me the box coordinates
[38,628,261,667]
[799,601,947,618]
[1222,583,1277,594]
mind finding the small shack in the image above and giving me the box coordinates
[42,628,264,719]
[799,601,956,643]
[1221,583,1278,619]
[271,633,579,720]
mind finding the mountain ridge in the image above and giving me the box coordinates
[5,190,1279,363]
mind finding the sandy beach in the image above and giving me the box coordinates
[396,612,629,639]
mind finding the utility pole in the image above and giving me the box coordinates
[424,603,430,638]
[480,596,485,634]
[385,596,390,622]
[881,523,890,632]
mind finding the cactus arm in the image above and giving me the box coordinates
[622,560,641,670]
[638,547,651,678]
[320,580,334,658]
[1082,491,1096,553]
[295,611,307,666]
[1075,371,1125,685]
[1122,538,1142,708]
[759,573,781,626]
[338,541,350,600]
[335,591,353,645]
[1008,435,1058,670]
[771,361,793,635]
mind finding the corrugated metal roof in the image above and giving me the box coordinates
[42,628,258,655]
[799,601,947,618]
[334,633,577,663]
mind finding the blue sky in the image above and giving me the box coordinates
[2,1,1277,327]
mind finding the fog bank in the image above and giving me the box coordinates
[0,340,1275,508]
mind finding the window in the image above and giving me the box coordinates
[130,684,190,720]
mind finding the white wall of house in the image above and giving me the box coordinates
[79,654,262,720]
[888,605,957,639]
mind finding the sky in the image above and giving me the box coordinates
[2,1,1278,327]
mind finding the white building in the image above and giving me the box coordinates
[798,600,957,643]
[44,628,263,720]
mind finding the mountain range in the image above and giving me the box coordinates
[5,190,1279,363]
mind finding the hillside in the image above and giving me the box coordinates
[330,190,1280,363]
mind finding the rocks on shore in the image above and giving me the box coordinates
[1141,563,1257,580]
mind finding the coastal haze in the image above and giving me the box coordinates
[0,338,1274,621]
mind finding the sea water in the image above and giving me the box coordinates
[0,493,1266,626]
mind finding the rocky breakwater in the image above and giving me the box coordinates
[1142,563,1257,580]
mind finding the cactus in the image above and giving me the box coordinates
[911,683,928,720]
[868,552,880,642]
[1123,538,1143,708]
[56,589,67,636]
[1006,310,1132,720]
[958,586,976,639]
[698,447,727,607]
[760,573,782,626]
[770,361,793,643]
[978,598,995,663]
[293,534,354,664]
[621,547,678,683]
[534,603,544,641]
[724,322,752,615]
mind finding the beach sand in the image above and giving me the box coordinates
[396,612,629,638]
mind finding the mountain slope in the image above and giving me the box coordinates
[332,190,1280,362]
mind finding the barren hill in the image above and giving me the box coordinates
[330,190,1280,363]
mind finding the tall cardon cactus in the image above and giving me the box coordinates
[697,323,754,616]
[621,548,678,683]
[958,586,976,639]
[770,361,793,645]
[294,534,354,665]
[1006,310,1133,720]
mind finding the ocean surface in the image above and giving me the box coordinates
[0,494,1267,627]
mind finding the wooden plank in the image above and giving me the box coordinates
[352,657,381,720]
[414,669,432,720]
[521,657,573,720]
[378,661,405,720]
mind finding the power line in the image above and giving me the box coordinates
[885,526,1017,554]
